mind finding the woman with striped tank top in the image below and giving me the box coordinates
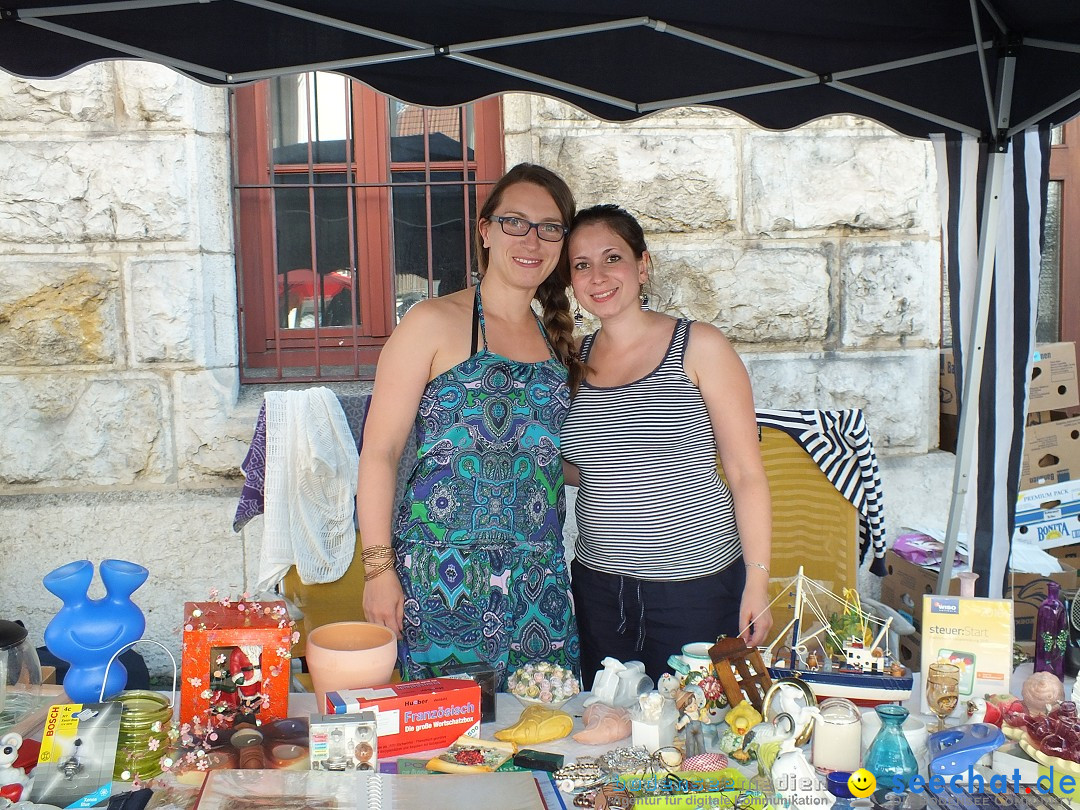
[561,204,773,683]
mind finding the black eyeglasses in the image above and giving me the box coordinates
[490,215,568,243]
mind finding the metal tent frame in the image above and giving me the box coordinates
[4,0,1080,593]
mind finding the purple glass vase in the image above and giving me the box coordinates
[1036,581,1067,679]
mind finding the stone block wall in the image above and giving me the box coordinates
[0,64,258,674]
[0,72,956,676]
[505,96,957,595]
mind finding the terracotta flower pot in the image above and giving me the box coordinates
[305,622,397,709]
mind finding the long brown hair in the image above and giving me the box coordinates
[476,163,584,392]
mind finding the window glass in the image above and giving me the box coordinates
[271,73,350,150]
[232,76,503,381]
[391,171,476,321]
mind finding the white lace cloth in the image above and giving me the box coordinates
[258,388,359,591]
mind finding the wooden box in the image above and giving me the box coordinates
[180,600,295,728]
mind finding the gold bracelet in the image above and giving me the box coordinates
[363,558,396,582]
[361,545,394,563]
[745,562,770,575]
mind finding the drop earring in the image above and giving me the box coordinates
[574,304,584,327]
[640,288,650,311]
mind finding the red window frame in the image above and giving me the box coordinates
[231,79,504,381]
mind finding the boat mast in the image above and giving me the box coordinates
[790,566,805,662]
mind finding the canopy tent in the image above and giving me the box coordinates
[3,1,1080,595]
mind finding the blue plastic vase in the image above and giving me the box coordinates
[43,559,148,703]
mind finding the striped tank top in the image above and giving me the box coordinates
[560,318,741,580]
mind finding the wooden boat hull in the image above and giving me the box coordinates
[767,667,913,706]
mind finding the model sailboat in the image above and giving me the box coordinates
[759,567,913,705]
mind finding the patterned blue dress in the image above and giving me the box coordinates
[393,286,580,686]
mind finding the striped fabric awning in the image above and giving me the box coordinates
[756,408,887,576]
[933,128,1053,598]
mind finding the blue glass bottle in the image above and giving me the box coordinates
[863,704,918,794]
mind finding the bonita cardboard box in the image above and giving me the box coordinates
[325,676,481,757]
[1013,479,1080,550]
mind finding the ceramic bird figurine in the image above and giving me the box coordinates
[966,697,1003,726]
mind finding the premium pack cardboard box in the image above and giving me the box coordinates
[324,677,481,757]
[1020,416,1080,490]
[1013,479,1080,550]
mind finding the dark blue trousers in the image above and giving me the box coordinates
[571,557,746,687]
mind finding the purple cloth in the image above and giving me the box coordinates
[232,402,268,531]
[232,394,373,532]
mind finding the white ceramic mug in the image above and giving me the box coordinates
[666,641,713,675]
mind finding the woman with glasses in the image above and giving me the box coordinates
[561,204,773,684]
[357,164,582,685]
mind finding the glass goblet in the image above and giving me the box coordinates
[926,662,961,732]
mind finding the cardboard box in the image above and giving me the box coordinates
[882,548,1073,643]
[896,629,921,673]
[1028,342,1078,413]
[880,550,962,632]
[325,677,481,757]
[941,343,1077,445]
[1020,416,1080,490]
[1013,479,1080,550]
[940,412,958,454]
[179,600,295,728]
[940,350,959,416]
[1026,410,1073,426]
[1004,560,1077,641]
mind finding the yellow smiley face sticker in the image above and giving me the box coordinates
[848,769,877,798]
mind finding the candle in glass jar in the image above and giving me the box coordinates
[812,698,863,773]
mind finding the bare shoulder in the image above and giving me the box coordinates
[391,288,476,379]
[390,290,467,345]
[684,320,748,383]
[686,319,737,355]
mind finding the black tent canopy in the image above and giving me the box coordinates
[2,1,1079,138]
[3,0,1080,595]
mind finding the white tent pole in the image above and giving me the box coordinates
[936,148,1006,592]
[936,43,1016,593]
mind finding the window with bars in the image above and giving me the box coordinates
[232,73,505,381]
